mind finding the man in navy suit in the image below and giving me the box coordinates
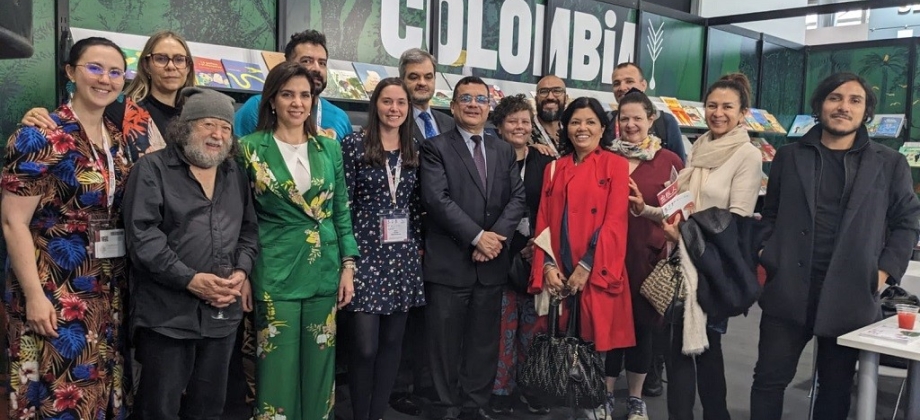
[400,48,455,142]
[420,76,526,420]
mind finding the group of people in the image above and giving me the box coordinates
[2,24,919,420]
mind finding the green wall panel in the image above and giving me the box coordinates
[760,42,804,130]
[705,28,760,101]
[0,0,56,144]
[70,0,276,50]
[805,45,909,118]
[637,13,704,101]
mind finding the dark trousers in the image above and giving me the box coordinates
[750,314,859,420]
[134,327,237,420]
[666,323,730,420]
[426,282,503,417]
[348,311,409,420]
[393,305,434,395]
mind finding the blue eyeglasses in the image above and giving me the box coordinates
[77,63,126,79]
[457,94,490,105]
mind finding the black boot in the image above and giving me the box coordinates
[642,354,664,397]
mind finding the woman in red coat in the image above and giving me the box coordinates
[529,97,633,418]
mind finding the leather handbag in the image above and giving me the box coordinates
[519,295,606,409]
[640,250,686,316]
[507,252,531,294]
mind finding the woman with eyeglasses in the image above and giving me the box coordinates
[2,37,132,419]
[22,30,196,160]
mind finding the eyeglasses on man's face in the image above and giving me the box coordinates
[146,53,191,69]
[76,63,126,79]
[457,94,490,105]
[537,87,566,97]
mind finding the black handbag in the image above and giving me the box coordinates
[519,295,607,409]
[507,253,531,294]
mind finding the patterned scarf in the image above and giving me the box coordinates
[607,135,662,161]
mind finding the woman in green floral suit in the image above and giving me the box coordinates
[237,62,359,420]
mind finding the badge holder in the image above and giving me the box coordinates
[379,209,410,244]
[87,214,126,259]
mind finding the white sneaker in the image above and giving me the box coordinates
[626,396,649,420]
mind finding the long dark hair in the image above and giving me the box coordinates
[810,72,877,124]
[558,97,614,156]
[363,78,418,168]
[255,61,317,136]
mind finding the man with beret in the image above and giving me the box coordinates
[123,87,260,420]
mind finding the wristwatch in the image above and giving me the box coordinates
[342,260,357,272]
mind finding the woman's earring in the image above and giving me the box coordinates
[271,108,276,115]
[65,80,76,98]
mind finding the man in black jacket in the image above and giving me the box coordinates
[751,73,920,420]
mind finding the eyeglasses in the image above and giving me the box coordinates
[457,94,490,105]
[196,120,232,136]
[146,53,191,69]
[76,63,126,79]
[537,87,566,97]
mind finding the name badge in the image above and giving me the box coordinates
[92,229,126,259]
[380,210,409,243]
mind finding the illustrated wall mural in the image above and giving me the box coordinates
[637,12,704,100]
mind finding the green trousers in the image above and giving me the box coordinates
[254,294,337,420]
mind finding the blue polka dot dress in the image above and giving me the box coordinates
[342,131,425,314]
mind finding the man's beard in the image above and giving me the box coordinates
[309,69,327,95]
[411,89,434,106]
[181,134,231,169]
[537,99,562,122]
[820,114,860,137]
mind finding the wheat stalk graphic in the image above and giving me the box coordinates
[646,20,665,90]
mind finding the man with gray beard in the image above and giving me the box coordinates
[123,87,260,420]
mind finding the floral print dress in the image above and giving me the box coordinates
[1,104,132,420]
[341,132,424,314]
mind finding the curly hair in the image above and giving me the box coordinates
[558,97,614,156]
[490,94,534,127]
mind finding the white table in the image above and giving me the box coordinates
[838,316,920,420]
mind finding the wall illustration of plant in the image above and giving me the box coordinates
[646,19,665,90]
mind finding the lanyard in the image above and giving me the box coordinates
[384,153,402,205]
[519,148,528,181]
[72,109,116,210]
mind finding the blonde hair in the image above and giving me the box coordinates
[125,31,196,102]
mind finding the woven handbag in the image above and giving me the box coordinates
[519,295,606,409]
[639,250,686,316]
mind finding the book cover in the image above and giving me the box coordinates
[750,109,774,132]
[429,89,452,108]
[859,323,920,345]
[760,173,768,196]
[194,57,231,88]
[649,97,676,118]
[744,110,764,131]
[763,111,787,134]
[680,103,707,128]
[261,51,286,71]
[660,97,693,126]
[869,114,905,138]
[788,115,816,137]
[326,69,368,100]
[752,138,777,162]
[899,142,920,168]
[221,59,265,92]
[122,48,142,80]
[351,62,389,95]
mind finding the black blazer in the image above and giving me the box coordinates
[509,147,555,257]
[759,125,920,337]
[412,108,455,142]
[420,127,527,287]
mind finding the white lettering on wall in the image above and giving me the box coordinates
[499,0,532,75]
[381,0,425,58]
[532,3,544,76]
[571,12,602,81]
[438,0,465,65]
[548,8,572,78]
[465,0,498,70]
